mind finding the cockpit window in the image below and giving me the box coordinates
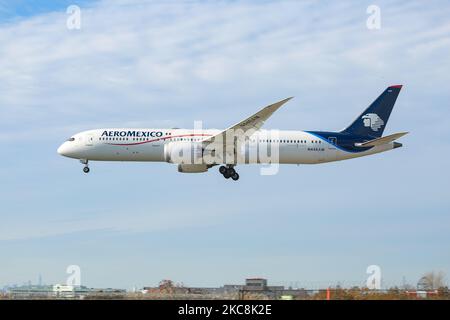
[67,137,75,141]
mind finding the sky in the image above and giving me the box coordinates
[0,0,449,290]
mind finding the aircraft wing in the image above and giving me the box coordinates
[354,132,409,147]
[201,97,293,146]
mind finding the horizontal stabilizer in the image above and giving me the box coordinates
[354,132,409,147]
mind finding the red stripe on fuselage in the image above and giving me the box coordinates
[104,133,213,146]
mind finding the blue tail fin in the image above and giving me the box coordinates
[341,85,402,138]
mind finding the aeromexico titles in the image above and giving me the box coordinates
[58,85,408,181]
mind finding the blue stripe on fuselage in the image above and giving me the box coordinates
[304,131,373,153]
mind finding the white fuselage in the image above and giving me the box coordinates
[57,128,395,165]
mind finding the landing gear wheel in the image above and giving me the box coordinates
[220,165,237,180]
[83,166,90,173]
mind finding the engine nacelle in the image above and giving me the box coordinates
[177,164,208,173]
[164,142,203,164]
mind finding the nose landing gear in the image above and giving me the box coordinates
[80,159,90,174]
[219,165,239,181]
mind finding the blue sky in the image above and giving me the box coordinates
[0,0,449,290]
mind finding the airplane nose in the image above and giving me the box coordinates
[57,143,67,156]
[57,141,81,158]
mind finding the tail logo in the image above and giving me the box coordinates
[362,113,384,132]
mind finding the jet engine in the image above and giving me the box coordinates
[164,142,203,164]
[177,164,208,173]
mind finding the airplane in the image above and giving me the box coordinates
[57,85,407,180]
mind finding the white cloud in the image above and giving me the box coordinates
[1,1,450,235]
[0,0,449,136]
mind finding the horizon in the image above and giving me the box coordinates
[0,0,449,290]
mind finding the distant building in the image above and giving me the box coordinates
[8,284,125,299]
[53,284,90,298]
[240,278,303,299]
[140,278,308,299]
[244,278,268,291]
[8,285,53,299]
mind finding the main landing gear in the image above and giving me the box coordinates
[219,165,239,181]
[80,159,90,174]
